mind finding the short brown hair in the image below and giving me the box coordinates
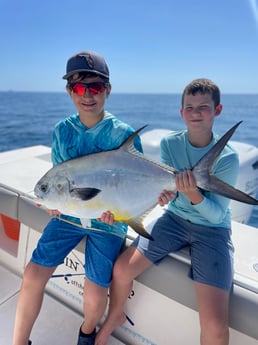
[181,78,220,107]
[66,72,109,86]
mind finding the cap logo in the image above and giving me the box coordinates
[85,54,94,69]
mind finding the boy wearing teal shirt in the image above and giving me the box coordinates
[12,50,142,345]
[162,129,238,228]
[96,78,238,345]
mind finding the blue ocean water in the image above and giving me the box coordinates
[0,92,257,226]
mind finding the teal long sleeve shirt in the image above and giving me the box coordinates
[160,130,239,228]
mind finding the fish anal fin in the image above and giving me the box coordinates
[127,215,154,240]
[70,187,101,201]
[128,203,159,240]
[205,175,258,205]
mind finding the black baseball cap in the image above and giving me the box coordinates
[62,50,109,80]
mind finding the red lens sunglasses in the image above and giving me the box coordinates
[69,82,108,96]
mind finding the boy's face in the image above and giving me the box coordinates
[67,74,111,127]
[180,92,222,132]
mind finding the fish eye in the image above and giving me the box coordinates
[40,183,48,193]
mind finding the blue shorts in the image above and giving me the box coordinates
[31,218,125,288]
[133,211,234,291]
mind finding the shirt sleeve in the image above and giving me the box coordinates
[51,127,63,166]
[192,151,239,224]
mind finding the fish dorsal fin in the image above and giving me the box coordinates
[119,125,148,154]
[119,125,178,176]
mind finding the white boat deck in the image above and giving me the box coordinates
[0,265,125,345]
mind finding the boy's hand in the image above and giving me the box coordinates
[99,211,115,225]
[176,169,203,204]
[158,189,175,206]
[46,209,61,216]
[36,204,61,216]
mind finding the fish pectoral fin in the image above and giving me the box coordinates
[205,175,258,205]
[70,187,101,201]
[127,218,154,240]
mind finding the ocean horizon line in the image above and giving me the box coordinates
[1,90,258,96]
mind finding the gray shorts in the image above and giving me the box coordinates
[133,211,234,291]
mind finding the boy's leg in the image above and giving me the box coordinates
[95,246,153,345]
[195,282,230,345]
[12,218,85,345]
[191,223,233,345]
[12,262,56,345]
[80,277,109,335]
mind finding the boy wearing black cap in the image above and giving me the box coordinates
[12,51,142,345]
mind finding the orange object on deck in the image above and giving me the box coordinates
[0,214,20,241]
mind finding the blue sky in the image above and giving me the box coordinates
[1,0,258,93]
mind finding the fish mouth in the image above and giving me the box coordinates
[32,190,44,203]
[33,185,47,203]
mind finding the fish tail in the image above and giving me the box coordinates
[193,121,258,205]
[194,121,242,174]
[206,175,258,205]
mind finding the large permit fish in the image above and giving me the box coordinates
[34,122,258,239]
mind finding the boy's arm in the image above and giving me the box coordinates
[42,127,63,213]
[186,153,239,224]
[51,132,63,165]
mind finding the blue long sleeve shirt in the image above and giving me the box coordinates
[52,111,142,164]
